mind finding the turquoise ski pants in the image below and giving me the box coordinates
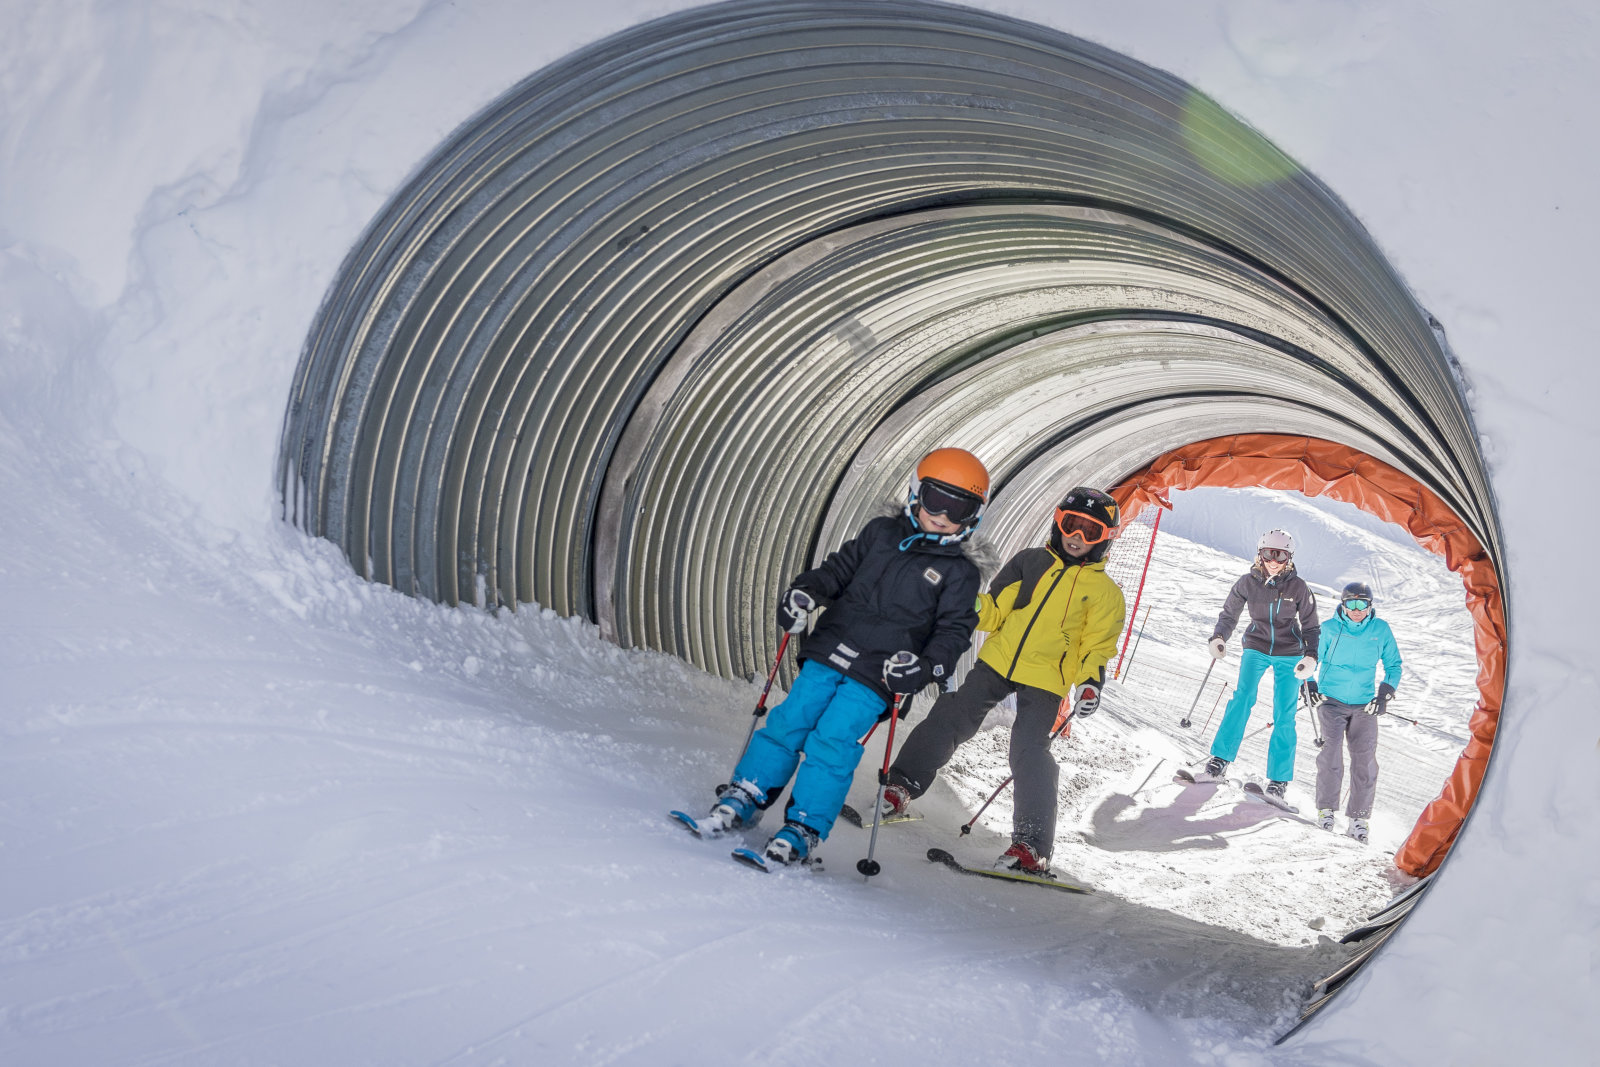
[730,660,887,839]
[1210,649,1301,782]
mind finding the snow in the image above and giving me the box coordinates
[2,1,1597,1064]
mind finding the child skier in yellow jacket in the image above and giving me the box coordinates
[885,487,1125,874]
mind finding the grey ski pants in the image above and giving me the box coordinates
[1314,698,1379,818]
[889,660,1063,856]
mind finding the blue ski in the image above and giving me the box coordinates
[731,846,770,872]
[668,809,720,837]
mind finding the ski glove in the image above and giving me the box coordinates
[1207,637,1226,660]
[775,587,816,634]
[1300,678,1320,704]
[1370,681,1396,715]
[883,651,932,695]
[1293,655,1317,680]
[1072,683,1100,718]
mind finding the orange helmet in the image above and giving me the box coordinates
[914,448,989,501]
[907,448,990,539]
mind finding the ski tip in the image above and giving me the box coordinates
[668,809,705,835]
[838,803,864,828]
[731,846,770,872]
[926,847,955,864]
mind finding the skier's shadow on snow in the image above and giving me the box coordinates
[1081,784,1277,853]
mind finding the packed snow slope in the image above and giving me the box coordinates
[2,1,1596,1064]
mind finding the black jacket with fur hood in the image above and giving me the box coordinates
[791,514,981,700]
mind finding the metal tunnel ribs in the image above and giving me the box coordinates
[277,0,1501,690]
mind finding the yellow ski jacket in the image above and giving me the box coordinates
[975,547,1126,697]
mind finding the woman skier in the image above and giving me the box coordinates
[690,448,988,867]
[1303,581,1403,843]
[880,487,1126,875]
[1196,529,1320,809]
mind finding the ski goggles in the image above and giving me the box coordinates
[1259,547,1292,563]
[916,478,983,525]
[1055,508,1113,546]
[1342,597,1371,611]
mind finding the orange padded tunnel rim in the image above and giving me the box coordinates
[1108,434,1504,878]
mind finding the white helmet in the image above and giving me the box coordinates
[1257,529,1294,555]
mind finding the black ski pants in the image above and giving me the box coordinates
[889,660,1063,856]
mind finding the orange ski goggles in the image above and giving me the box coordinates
[1055,508,1113,546]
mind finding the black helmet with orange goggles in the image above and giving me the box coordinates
[1053,488,1120,546]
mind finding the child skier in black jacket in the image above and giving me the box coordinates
[693,448,988,867]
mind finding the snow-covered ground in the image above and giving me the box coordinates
[3,1,1597,1064]
[0,436,1457,1063]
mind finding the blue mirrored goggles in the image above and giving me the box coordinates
[1342,598,1371,611]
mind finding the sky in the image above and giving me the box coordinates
[1,0,1596,1063]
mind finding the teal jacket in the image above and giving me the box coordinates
[1316,607,1403,705]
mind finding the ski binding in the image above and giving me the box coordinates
[838,802,924,829]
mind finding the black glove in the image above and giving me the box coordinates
[883,651,932,695]
[1374,682,1396,714]
[1300,678,1320,704]
[774,587,816,634]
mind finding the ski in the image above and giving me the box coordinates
[668,809,723,837]
[838,802,924,829]
[730,846,821,874]
[1242,781,1300,814]
[1173,768,1227,786]
[731,846,770,872]
[926,848,1093,894]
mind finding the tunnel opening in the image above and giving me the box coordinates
[276,0,1506,1032]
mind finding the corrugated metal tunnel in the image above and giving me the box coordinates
[277,0,1501,705]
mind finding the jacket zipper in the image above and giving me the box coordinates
[1007,562,1070,680]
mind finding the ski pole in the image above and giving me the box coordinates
[959,710,1076,837]
[1179,659,1217,728]
[1198,683,1229,737]
[733,632,791,770]
[1372,705,1420,727]
[1303,690,1325,748]
[857,694,906,879]
[1118,603,1153,683]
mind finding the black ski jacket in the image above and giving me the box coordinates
[792,514,982,701]
[1211,563,1321,659]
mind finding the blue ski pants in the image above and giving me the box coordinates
[1211,649,1301,782]
[730,659,888,839]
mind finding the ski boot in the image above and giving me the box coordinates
[1317,808,1336,832]
[994,841,1051,875]
[1346,817,1370,845]
[1194,756,1230,783]
[878,783,911,818]
[763,821,821,867]
[1266,780,1290,803]
[699,781,762,835]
